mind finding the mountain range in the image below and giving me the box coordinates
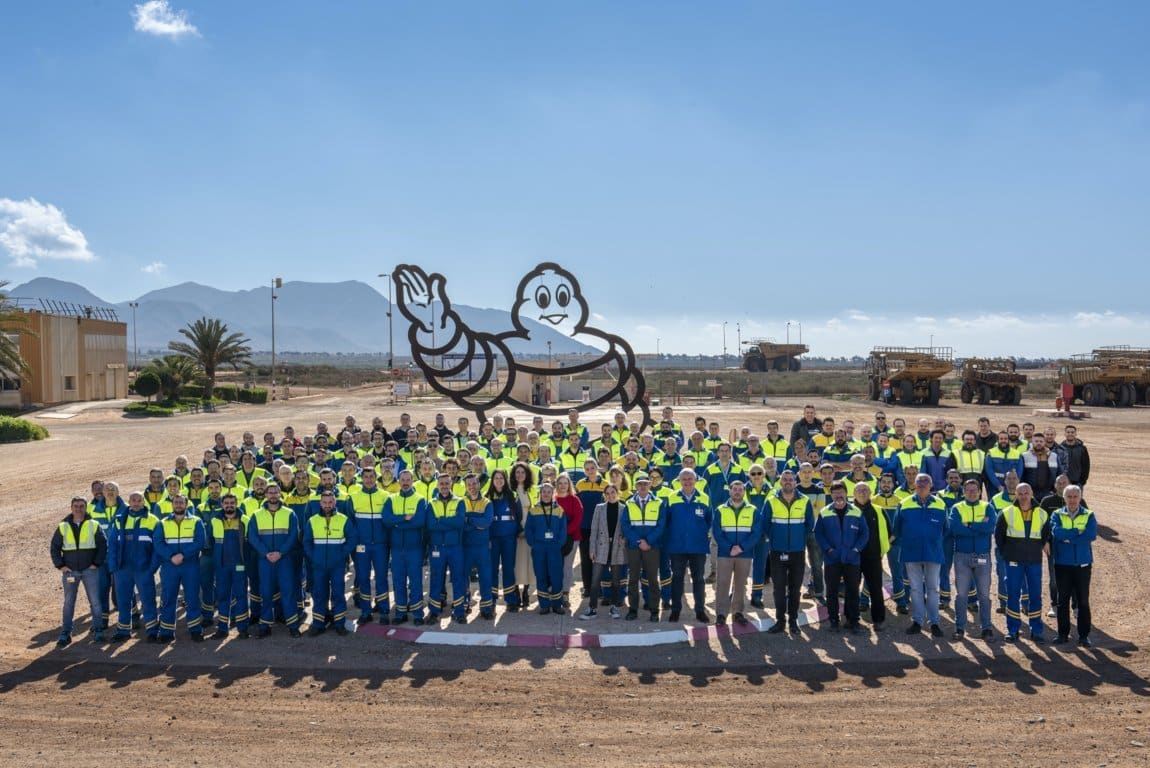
[7,277,601,356]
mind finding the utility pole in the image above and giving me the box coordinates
[128,301,139,372]
[271,277,282,399]
[378,273,394,369]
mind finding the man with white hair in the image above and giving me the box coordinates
[895,474,947,637]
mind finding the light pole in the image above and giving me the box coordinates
[656,337,660,359]
[929,334,934,350]
[736,322,741,352]
[271,277,282,399]
[378,273,394,369]
[722,321,728,367]
[128,301,139,372]
[797,321,802,344]
[547,340,552,368]
[786,321,791,345]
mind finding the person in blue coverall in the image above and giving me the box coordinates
[153,495,207,642]
[303,489,357,636]
[247,484,302,638]
[107,492,160,641]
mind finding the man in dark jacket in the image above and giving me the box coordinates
[1061,426,1090,488]
[51,497,108,647]
[994,483,1050,643]
[789,405,823,448]
[853,484,890,630]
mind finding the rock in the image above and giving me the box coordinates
[624,693,637,699]
[1131,741,1145,748]
[1027,716,1045,724]
[709,726,724,733]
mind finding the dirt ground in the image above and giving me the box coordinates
[1,389,1148,766]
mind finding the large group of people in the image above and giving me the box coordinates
[51,405,1098,650]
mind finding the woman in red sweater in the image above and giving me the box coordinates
[554,473,584,609]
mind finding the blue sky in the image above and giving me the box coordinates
[2,1,1149,356]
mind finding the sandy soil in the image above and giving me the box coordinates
[1,389,1148,766]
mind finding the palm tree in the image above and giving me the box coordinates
[144,354,201,401]
[168,317,252,399]
[0,280,32,379]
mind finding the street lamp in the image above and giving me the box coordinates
[656,337,660,359]
[547,340,552,368]
[722,321,728,367]
[128,301,139,372]
[271,277,282,399]
[736,322,741,353]
[378,273,394,369]
[786,321,791,345]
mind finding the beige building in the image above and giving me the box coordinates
[1,310,127,408]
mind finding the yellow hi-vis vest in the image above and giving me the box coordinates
[1003,506,1048,539]
[58,519,99,551]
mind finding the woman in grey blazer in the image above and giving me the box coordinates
[579,484,629,620]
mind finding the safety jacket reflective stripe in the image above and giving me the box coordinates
[955,448,986,475]
[626,499,661,525]
[1002,506,1048,538]
[58,520,99,550]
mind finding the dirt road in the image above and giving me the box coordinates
[1,391,1147,766]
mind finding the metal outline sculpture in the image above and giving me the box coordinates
[393,263,652,431]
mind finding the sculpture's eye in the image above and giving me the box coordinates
[556,284,571,308]
[535,286,551,309]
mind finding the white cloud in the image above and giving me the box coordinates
[133,1,200,39]
[0,197,95,268]
[141,261,167,275]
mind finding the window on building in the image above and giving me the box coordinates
[64,375,77,391]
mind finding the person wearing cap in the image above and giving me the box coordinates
[154,494,207,642]
[621,472,666,622]
[895,474,947,637]
[948,479,996,641]
[303,489,357,636]
[51,497,108,647]
[211,493,251,639]
[712,480,762,627]
[814,481,869,633]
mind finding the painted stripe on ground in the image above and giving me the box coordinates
[357,600,836,648]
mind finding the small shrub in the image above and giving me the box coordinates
[239,387,268,404]
[123,403,175,417]
[179,383,204,398]
[0,416,49,442]
[134,370,161,401]
[214,384,240,401]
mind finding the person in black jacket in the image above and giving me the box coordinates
[789,405,823,448]
[1040,475,1087,617]
[994,483,1050,643]
[1061,426,1090,488]
[852,484,889,630]
[50,497,108,647]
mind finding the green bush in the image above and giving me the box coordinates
[214,384,240,401]
[134,370,161,400]
[179,383,204,398]
[0,415,49,442]
[123,403,175,417]
[239,387,268,404]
